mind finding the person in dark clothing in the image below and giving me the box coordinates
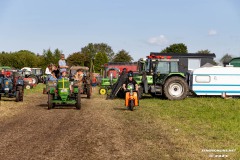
[122,71,138,91]
[52,65,60,79]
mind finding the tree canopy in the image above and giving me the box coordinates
[220,53,233,65]
[67,52,87,67]
[94,52,108,72]
[112,50,133,62]
[196,49,211,54]
[161,43,188,53]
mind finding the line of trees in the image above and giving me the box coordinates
[0,43,134,72]
[0,42,234,72]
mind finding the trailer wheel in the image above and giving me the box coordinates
[164,76,188,100]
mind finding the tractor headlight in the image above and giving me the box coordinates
[61,89,68,93]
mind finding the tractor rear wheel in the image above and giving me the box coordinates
[163,76,188,100]
[29,75,38,84]
[76,91,81,110]
[48,93,53,110]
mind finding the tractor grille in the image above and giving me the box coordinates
[57,78,70,89]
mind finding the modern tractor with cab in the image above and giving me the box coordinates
[138,54,189,100]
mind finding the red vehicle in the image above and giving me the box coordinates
[103,62,138,78]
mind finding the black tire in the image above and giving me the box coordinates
[87,84,91,99]
[18,86,24,101]
[76,90,81,110]
[15,91,20,102]
[129,100,134,111]
[138,87,143,99]
[142,73,148,94]
[163,76,188,100]
[48,93,53,110]
[29,75,38,84]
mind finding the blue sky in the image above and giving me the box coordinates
[0,0,240,61]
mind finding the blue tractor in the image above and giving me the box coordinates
[0,71,24,102]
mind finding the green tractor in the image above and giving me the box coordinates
[138,55,189,100]
[99,68,120,95]
[47,78,81,110]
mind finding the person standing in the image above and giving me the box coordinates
[58,54,68,74]
[91,74,97,91]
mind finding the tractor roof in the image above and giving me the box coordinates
[70,66,89,71]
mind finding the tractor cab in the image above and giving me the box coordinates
[137,55,188,100]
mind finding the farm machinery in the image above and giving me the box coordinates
[46,66,92,110]
[69,66,92,99]
[21,67,45,84]
[99,62,138,95]
[47,78,81,110]
[0,70,24,102]
[137,54,188,100]
[99,68,120,95]
[105,54,189,100]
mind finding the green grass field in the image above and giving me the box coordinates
[115,96,240,159]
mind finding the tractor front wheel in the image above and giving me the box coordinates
[18,86,24,101]
[25,84,31,89]
[99,88,107,95]
[163,76,188,100]
[76,91,81,110]
[15,91,20,102]
[48,93,53,110]
[87,84,91,99]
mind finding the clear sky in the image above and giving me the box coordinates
[0,0,240,61]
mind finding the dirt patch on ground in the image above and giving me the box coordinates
[0,91,136,159]
[0,90,184,159]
